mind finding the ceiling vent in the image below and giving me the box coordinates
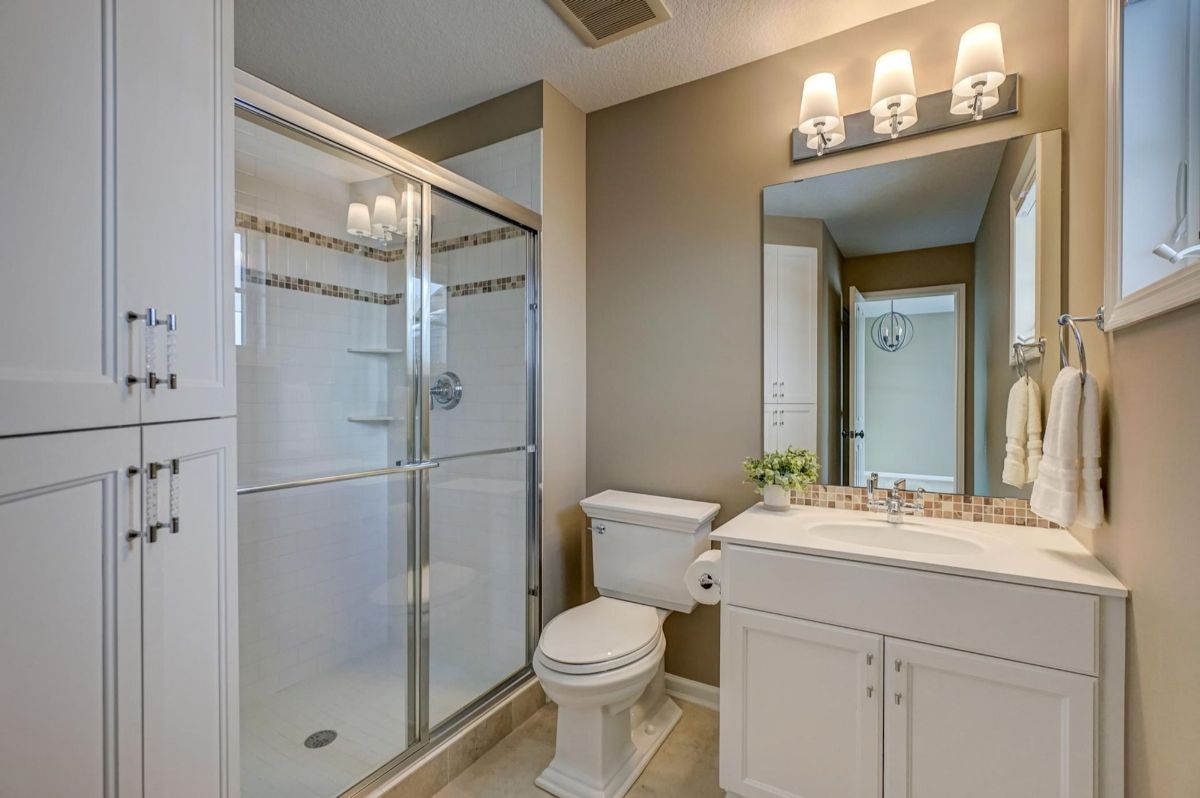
[545,0,672,48]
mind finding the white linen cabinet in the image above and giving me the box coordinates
[0,418,237,797]
[0,0,234,436]
[762,244,818,451]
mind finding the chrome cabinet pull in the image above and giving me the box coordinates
[126,308,177,389]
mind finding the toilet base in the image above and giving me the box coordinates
[535,695,681,798]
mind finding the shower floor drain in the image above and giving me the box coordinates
[304,730,337,749]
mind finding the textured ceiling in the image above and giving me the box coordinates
[763,140,1009,258]
[234,0,932,137]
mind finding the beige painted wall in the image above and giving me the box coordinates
[1066,2,1200,795]
[843,244,976,489]
[586,0,1068,685]
[539,83,588,624]
[390,82,543,162]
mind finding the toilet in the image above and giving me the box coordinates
[533,490,720,798]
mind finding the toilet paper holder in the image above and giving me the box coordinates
[697,572,720,591]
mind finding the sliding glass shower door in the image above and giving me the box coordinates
[232,106,537,798]
[424,192,536,727]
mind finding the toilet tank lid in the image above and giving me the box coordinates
[580,490,720,531]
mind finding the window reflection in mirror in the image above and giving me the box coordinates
[1120,0,1200,296]
[762,131,1062,499]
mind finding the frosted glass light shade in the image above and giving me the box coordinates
[953,22,1006,97]
[873,111,918,135]
[798,72,841,134]
[807,118,845,150]
[950,88,999,115]
[870,50,918,117]
[373,194,399,231]
[347,202,372,236]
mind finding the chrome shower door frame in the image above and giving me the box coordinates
[233,69,542,798]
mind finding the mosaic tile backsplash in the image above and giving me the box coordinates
[789,484,1059,528]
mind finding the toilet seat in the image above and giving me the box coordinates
[537,597,662,675]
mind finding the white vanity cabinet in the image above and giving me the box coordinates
[0,0,234,437]
[716,509,1127,798]
[0,418,238,797]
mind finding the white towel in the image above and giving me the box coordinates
[1026,376,1043,481]
[1030,368,1083,527]
[1077,373,1104,528]
[1002,378,1029,487]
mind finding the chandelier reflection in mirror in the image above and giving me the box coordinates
[871,301,914,352]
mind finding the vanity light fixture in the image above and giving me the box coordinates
[798,72,843,156]
[346,202,372,237]
[951,22,1007,121]
[870,49,918,139]
[790,23,1017,163]
[346,194,406,243]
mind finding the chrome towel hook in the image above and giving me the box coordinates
[1057,306,1105,384]
[1012,337,1045,379]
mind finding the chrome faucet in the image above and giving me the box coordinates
[866,472,925,524]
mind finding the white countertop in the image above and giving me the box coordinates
[711,504,1127,597]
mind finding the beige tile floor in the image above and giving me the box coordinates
[433,700,723,798]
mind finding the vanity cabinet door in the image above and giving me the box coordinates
[721,607,882,798]
[884,639,1094,798]
[141,418,237,798]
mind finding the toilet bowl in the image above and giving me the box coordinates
[533,597,680,798]
[532,491,721,798]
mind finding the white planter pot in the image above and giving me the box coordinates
[762,484,790,511]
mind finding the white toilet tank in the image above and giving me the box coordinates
[580,490,720,613]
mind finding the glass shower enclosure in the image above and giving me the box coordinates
[231,90,539,798]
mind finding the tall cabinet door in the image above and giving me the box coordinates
[0,0,137,436]
[884,639,1095,798]
[774,246,818,404]
[0,428,142,797]
[142,418,237,798]
[721,607,883,798]
[763,245,780,399]
[117,0,234,424]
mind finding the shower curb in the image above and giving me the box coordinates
[369,676,547,798]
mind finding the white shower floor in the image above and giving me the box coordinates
[240,643,480,798]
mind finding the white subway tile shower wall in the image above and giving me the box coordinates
[439,130,542,213]
[235,118,406,708]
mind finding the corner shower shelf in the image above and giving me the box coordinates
[347,347,404,354]
[347,415,395,423]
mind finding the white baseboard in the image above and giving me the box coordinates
[665,673,719,712]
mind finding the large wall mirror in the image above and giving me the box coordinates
[1105,0,1200,328]
[762,131,1062,498]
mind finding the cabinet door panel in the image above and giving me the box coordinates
[0,0,137,436]
[721,607,882,798]
[885,639,1094,798]
[118,0,234,423]
[142,418,237,798]
[0,428,142,797]
[764,245,779,400]
[776,404,817,451]
[775,246,817,404]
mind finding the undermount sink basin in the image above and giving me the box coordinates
[807,519,986,555]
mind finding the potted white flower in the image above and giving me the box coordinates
[742,448,820,511]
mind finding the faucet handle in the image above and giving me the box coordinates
[892,478,906,493]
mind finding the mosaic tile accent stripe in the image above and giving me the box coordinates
[446,274,525,297]
[241,268,525,305]
[431,225,528,254]
[236,212,528,261]
[236,212,404,263]
[241,267,403,305]
[789,484,1059,528]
